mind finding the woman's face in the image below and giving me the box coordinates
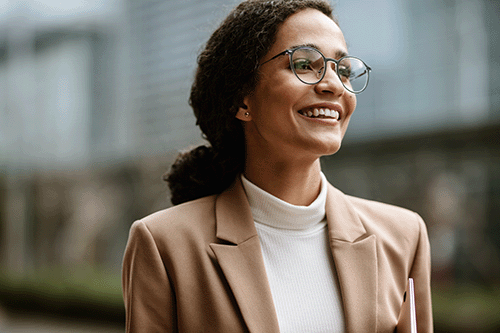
[239,8,357,162]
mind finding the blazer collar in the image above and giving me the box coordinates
[214,178,257,244]
[211,178,379,333]
[326,183,379,333]
[211,178,280,333]
[325,183,367,242]
[214,179,367,244]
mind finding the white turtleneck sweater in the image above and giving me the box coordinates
[241,173,346,333]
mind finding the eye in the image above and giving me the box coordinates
[293,58,313,72]
[338,65,352,79]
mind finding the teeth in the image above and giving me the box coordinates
[300,107,339,120]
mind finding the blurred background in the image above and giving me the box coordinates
[0,0,499,331]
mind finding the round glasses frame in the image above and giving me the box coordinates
[260,46,372,94]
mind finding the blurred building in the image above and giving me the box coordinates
[0,0,133,171]
[125,0,224,156]
[0,0,134,275]
[340,0,500,140]
[0,0,499,322]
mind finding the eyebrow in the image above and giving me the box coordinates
[289,43,348,58]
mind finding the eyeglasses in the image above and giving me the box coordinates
[260,46,371,94]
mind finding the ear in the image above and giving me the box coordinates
[235,98,252,121]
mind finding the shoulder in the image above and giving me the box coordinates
[345,194,427,249]
[347,195,424,228]
[129,194,218,250]
[140,195,216,228]
[341,193,431,279]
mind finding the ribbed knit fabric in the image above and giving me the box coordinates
[241,173,345,333]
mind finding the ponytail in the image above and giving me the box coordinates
[164,140,244,205]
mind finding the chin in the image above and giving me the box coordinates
[309,140,342,158]
[324,146,342,157]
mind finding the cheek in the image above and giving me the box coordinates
[341,94,356,135]
[346,93,357,117]
[250,83,299,118]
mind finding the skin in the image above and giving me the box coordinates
[236,8,357,206]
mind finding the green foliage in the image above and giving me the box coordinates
[0,266,124,323]
[433,283,500,333]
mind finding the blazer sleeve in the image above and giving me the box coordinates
[409,213,433,333]
[122,220,177,332]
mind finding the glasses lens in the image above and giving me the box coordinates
[290,48,370,93]
[291,48,324,84]
[338,57,369,93]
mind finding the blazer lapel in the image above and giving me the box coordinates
[209,179,280,333]
[326,184,378,333]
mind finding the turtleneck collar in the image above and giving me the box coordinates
[240,172,327,231]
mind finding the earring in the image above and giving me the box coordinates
[244,111,250,117]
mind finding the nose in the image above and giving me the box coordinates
[314,60,345,96]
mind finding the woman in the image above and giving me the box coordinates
[122,0,433,332]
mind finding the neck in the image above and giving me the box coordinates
[243,157,322,206]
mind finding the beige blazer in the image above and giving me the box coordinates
[122,178,433,333]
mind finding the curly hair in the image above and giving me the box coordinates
[164,0,337,205]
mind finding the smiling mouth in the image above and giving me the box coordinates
[298,108,340,120]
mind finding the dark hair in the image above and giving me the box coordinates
[165,0,336,205]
